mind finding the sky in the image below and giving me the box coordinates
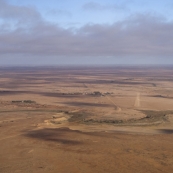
[0,0,173,66]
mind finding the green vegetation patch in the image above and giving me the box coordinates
[11,100,36,104]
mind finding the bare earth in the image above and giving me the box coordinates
[0,66,173,173]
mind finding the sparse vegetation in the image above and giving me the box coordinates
[11,100,36,104]
[1,67,173,173]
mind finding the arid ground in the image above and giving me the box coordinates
[0,66,173,173]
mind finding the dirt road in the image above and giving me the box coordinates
[134,92,140,107]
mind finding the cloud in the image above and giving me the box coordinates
[0,0,42,28]
[0,5,40,21]
[0,0,173,62]
[82,2,126,11]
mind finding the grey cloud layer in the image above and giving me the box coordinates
[0,0,173,58]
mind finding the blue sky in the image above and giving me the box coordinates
[6,0,173,27]
[0,0,173,65]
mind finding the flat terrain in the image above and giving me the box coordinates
[0,66,173,173]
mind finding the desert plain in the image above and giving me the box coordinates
[0,66,173,173]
